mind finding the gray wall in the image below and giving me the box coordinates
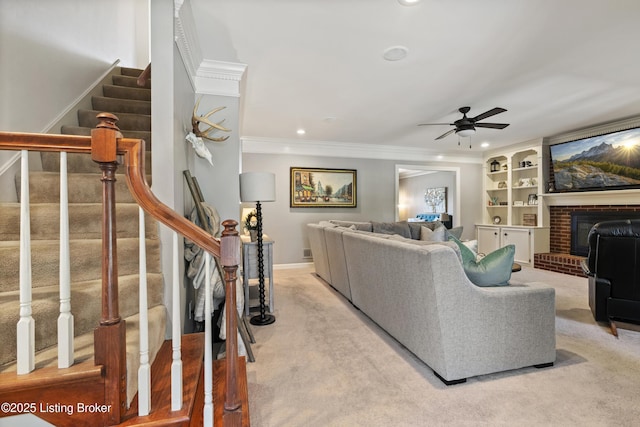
[242,152,483,264]
[188,95,241,225]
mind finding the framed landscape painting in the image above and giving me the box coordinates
[290,167,357,208]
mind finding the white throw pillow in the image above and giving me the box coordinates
[462,239,478,254]
[420,225,446,242]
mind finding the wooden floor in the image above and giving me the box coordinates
[119,333,205,426]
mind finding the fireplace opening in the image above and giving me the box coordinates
[571,211,640,256]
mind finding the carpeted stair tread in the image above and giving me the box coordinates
[78,109,150,131]
[0,202,158,241]
[120,67,146,78]
[92,95,151,115]
[40,150,152,174]
[112,74,151,89]
[59,125,152,148]
[103,84,151,102]
[19,171,150,204]
[0,238,161,292]
[0,304,167,405]
[0,273,164,367]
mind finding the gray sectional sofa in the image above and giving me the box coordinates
[307,220,556,384]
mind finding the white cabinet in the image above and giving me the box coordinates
[476,225,550,265]
[477,226,500,254]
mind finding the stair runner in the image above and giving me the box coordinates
[0,67,165,405]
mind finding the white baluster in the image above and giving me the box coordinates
[17,150,34,374]
[171,231,183,411]
[138,207,151,416]
[58,151,74,368]
[203,253,213,425]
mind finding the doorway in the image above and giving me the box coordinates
[395,164,460,225]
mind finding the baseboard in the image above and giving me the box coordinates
[274,262,314,270]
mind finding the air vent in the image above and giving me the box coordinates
[303,248,313,259]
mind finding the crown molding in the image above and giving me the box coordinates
[241,136,483,164]
[174,0,246,96]
[174,0,200,89]
[548,114,640,145]
[194,59,247,97]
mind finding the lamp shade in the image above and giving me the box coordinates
[240,172,276,202]
[456,128,476,137]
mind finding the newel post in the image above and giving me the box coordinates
[220,220,242,423]
[91,113,127,425]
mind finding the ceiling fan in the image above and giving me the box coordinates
[418,106,509,140]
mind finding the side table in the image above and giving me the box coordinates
[240,234,274,317]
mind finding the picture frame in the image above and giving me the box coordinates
[528,193,538,205]
[290,167,357,208]
[424,187,448,213]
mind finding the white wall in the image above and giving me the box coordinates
[0,0,149,201]
[0,0,149,132]
[242,152,483,264]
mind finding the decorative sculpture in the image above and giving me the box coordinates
[191,97,231,142]
[187,97,232,166]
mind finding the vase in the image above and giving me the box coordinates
[250,230,258,242]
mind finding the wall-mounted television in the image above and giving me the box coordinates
[549,126,640,192]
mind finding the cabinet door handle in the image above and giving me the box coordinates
[494,232,498,236]
[504,233,508,237]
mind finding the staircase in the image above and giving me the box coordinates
[0,67,183,425]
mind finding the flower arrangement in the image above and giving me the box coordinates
[243,210,259,231]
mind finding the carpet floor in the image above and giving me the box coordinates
[245,265,640,427]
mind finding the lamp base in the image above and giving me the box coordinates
[250,314,276,326]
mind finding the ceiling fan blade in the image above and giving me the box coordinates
[435,129,456,140]
[475,122,510,129]
[471,107,507,122]
[417,123,451,126]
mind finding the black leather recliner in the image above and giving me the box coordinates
[581,219,640,337]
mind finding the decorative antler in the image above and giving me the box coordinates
[191,97,231,142]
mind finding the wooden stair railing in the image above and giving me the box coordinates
[0,112,247,426]
[137,63,151,87]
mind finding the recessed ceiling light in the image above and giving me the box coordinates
[436,155,444,160]
[398,0,420,5]
[296,129,306,135]
[383,46,408,61]
[481,142,490,148]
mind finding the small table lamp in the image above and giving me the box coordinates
[240,172,276,325]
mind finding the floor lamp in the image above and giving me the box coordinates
[240,172,276,326]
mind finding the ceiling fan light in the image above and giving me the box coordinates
[456,128,476,137]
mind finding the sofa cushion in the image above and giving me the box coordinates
[420,225,446,242]
[329,220,373,232]
[407,221,426,240]
[371,221,411,238]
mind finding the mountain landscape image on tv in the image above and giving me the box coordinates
[550,127,640,192]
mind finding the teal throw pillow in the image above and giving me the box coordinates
[448,236,477,264]
[447,226,464,240]
[450,237,515,287]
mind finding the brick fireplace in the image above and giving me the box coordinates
[534,204,640,276]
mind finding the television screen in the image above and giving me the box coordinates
[549,127,640,192]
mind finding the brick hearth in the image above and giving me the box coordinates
[534,204,640,277]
